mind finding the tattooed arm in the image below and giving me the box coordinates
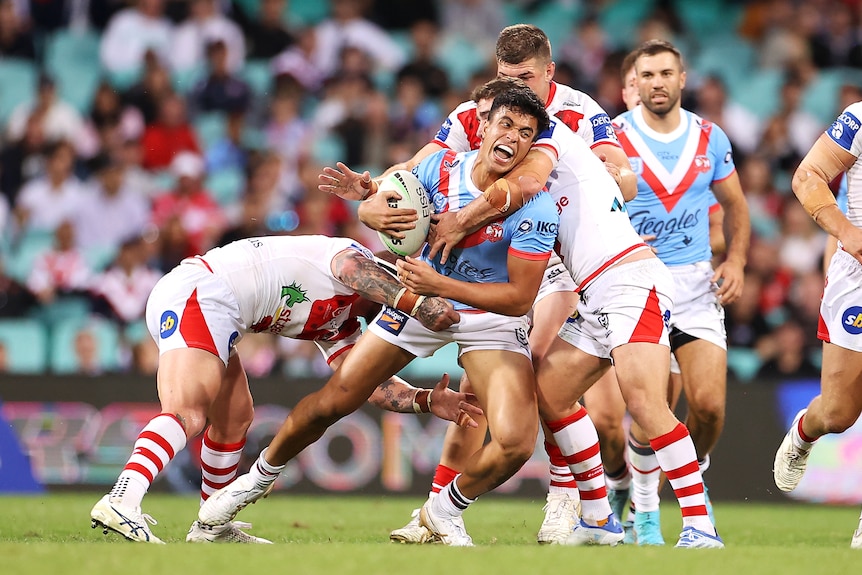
[331,248,460,331]
[367,373,483,428]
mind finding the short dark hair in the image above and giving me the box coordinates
[620,49,638,83]
[633,39,685,71]
[470,76,526,103]
[488,85,550,141]
[495,24,552,65]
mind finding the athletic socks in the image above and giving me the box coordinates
[545,408,612,524]
[199,427,246,503]
[109,413,187,508]
[651,423,714,535]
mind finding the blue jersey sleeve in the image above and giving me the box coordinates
[507,192,558,257]
[412,149,449,199]
[710,124,736,182]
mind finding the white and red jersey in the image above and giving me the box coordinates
[535,118,648,292]
[431,81,619,154]
[826,101,862,228]
[543,81,619,149]
[196,235,373,343]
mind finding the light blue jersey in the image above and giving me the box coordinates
[412,149,558,312]
[614,107,736,266]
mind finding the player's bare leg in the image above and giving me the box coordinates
[583,367,630,537]
[390,373,487,544]
[531,290,582,544]
[199,333,415,527]
[536,338,624,546]
[613,342,719,547]
[92,348,232,543]
[775,342,862,493]
[420,349,539,546]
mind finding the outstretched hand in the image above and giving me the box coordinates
[318,162,375,200]
[427,374,484,428]
[427,212,465,264]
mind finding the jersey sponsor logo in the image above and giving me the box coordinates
[435,117,452,142]
[663,309,672,330]
[228,330,239,348]
[442,157,459,172]
[349,243,374,260]
[628,156,642,174]
[536,220,558,235]
[829,112,861,150]
[515,326,529,347]
[376,307,408,335]
[589,113,615,142]
[842,306,862,334]
[518,219,534,233]
[555,196,569,215]
[724,151,732,164]
[159,311,178,338]
[628,207,704,251]
[610,197,627,213]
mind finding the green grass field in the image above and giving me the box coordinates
[1,494,859,575]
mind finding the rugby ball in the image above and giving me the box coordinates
[377,170,432,257]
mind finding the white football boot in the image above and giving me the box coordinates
[186,520,273,543]
[419,500,473,547]
[198,472,275,526]
[773,409,811,492]
[537,492,581,545]
[389,508,433,544]
[90,495,164,544]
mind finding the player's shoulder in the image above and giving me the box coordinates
[522,190,558,215]
[450,100,478,117]
[612,109,635,130]
[551,82,593,108]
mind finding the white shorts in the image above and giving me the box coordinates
[667,262,727,351]
[146,262,245,365]
[368,307,532,361]
[819,248,862,352]
[558,258,674,359]
[535,255,576,305]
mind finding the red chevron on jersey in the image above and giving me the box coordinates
[457,108,482,151]
[435,149,459,213]
[617,120,713,213]
[555,109,585,132]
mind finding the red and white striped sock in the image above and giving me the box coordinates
[545,441,580,501]
[200,427,246,503]
[628,435,661,513]
[545,408,612,524]
[109,413,187,508]
[650,423,714,534]
[429,464,459,498]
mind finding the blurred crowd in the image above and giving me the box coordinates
[0,0,860,380]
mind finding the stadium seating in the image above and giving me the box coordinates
[0,58,36,122]
[49,316,121,374]
[727,346,763,383]
[206,167,245,206]
[598,0,657,49]
[241,59,273,98]
[194,111,228,151]
[4,229,55,284]
[0,318,48,373]
[44,30,102,113]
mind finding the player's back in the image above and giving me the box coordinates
[199,235,369,338]
[536,118,646,292]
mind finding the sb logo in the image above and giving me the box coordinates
[160,310,179,338]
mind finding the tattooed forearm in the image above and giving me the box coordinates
[333,251,403,307]
[369,377,417,413]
